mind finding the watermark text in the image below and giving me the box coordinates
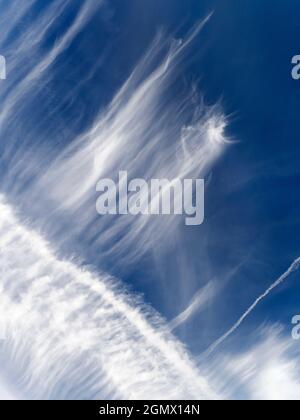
[96,171,205,226]
[292,315,300,340]
[292,55,300,80]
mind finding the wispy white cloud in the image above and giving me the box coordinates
[205,326,300,400]
[0,0,101,127]
[169,282,215,331]
[0,2,229,270]
[2,17,227,268]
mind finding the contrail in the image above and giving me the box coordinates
[203,257,300,356]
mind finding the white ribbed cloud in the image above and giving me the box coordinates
[0,195,220,400]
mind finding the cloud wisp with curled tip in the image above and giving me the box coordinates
[33,32,228,264]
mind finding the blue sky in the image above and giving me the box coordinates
[0,0,300,400]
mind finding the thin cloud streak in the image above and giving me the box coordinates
[169,282,215,331]
[0,0,101,127]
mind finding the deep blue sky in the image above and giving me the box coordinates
[2,0,300,357]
